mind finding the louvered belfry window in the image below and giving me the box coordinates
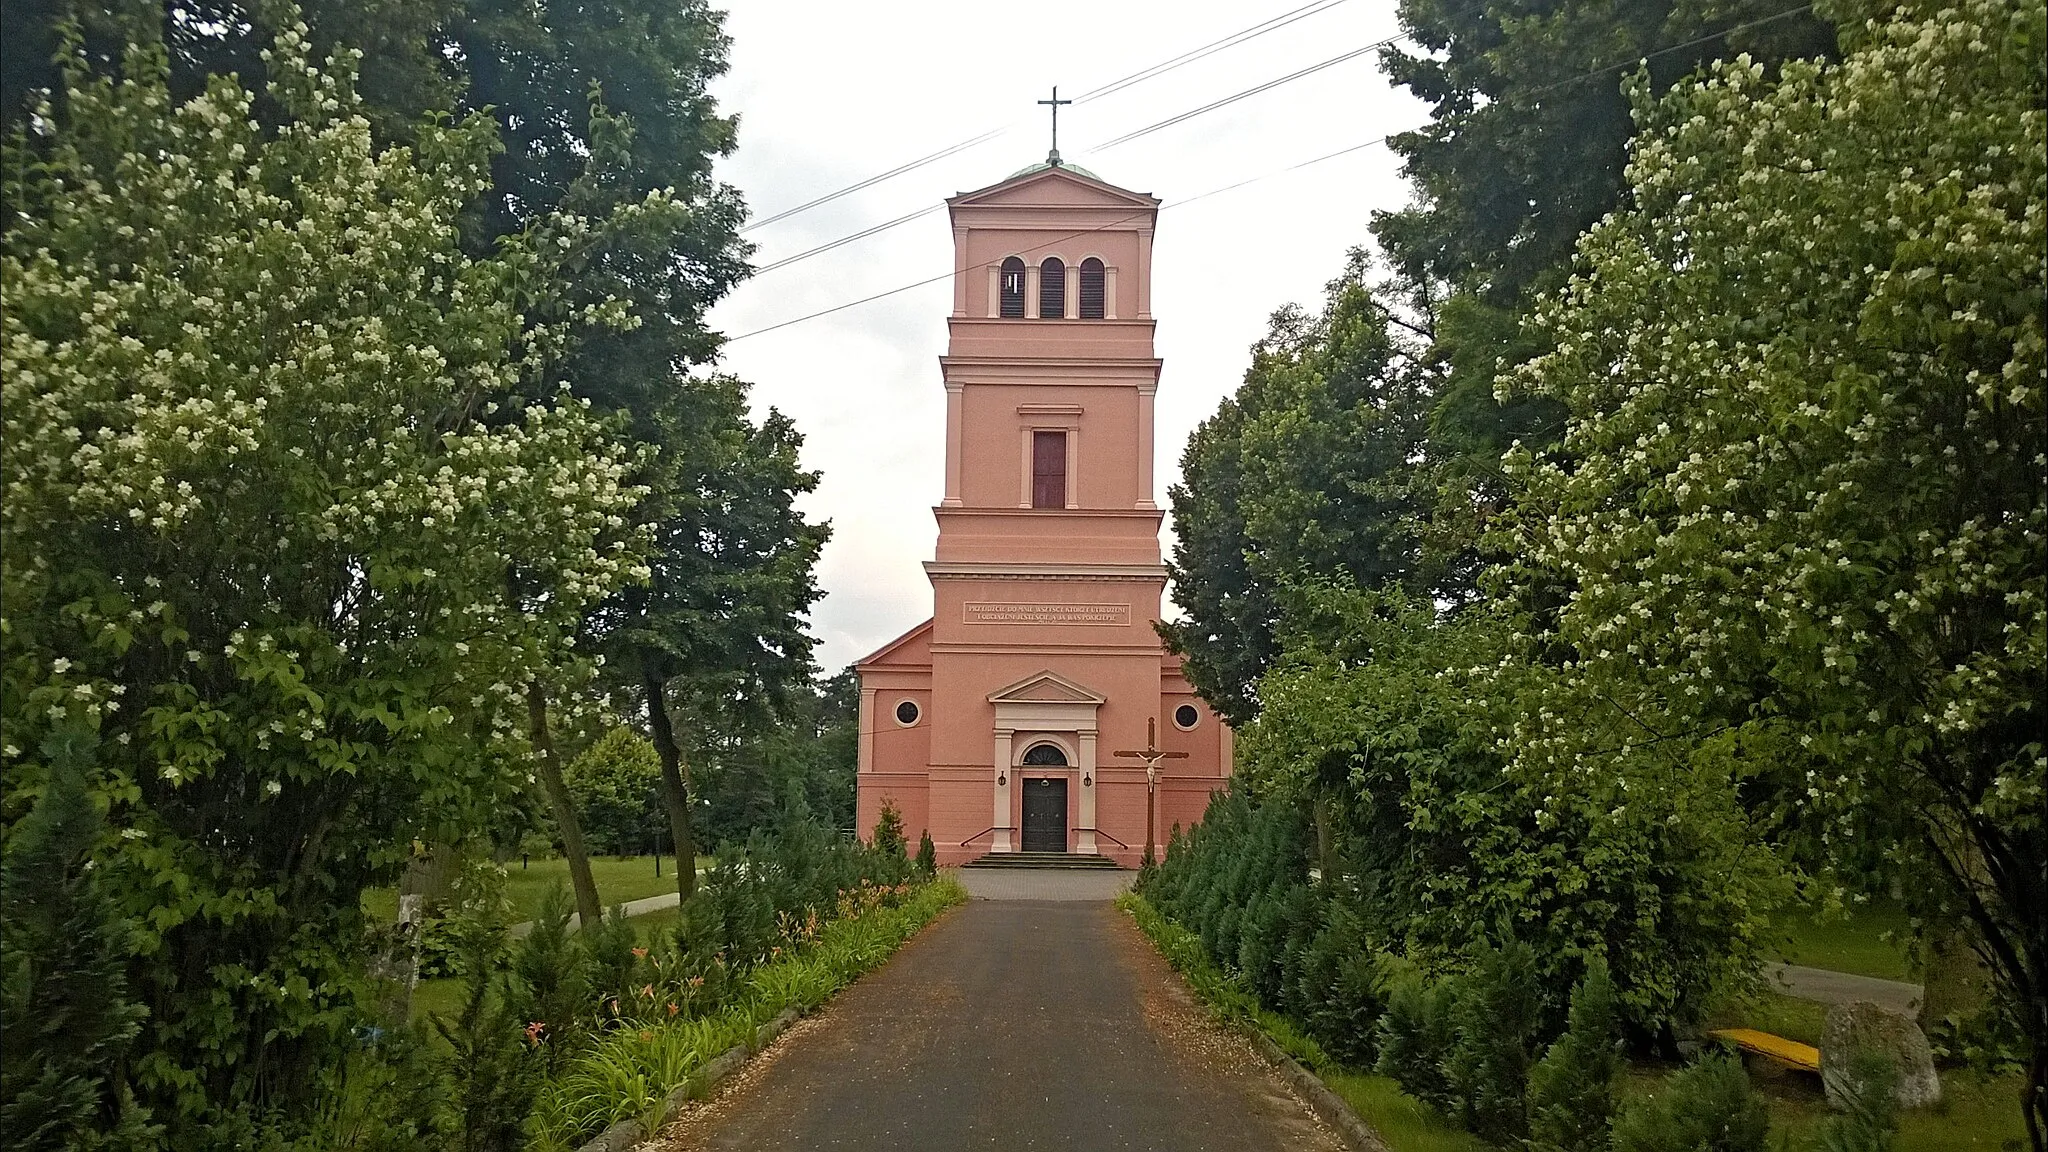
[1079,258,1105,319]
[1039,257,1066,319]
[1032,430,1067,509]
[999,256,1026,318]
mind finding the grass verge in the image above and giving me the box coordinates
[1117,892,1487,1152]
[530,875,966,1150]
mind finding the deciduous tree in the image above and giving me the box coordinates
[1164,255,1439,725]
[0,27,647,1137]
[1507,0,2045,1134]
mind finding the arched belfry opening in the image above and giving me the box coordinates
[1079,258,1105,319]
[1039,257,1066,319]
[999,256,1026,318]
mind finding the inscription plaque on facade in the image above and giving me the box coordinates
[964,602,1129,626]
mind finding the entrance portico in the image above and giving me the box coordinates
[989,670,1102,855]
[852,156,1232,867]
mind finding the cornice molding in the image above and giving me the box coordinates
[923,561,1168,582]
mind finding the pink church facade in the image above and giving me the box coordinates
[854,159,1232,868]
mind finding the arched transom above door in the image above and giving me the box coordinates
[1020,740,1071,767]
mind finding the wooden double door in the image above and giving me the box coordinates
[1020,777,1068,853]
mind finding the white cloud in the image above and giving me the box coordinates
[706,0,1427,671]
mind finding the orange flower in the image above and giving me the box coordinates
[640,984,655,999]
[523,1021,546,1047]
[666,1002,679,1017]
[631,947,648,959]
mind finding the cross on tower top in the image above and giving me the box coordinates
[1038,86,1072,166]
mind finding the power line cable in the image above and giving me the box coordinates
[739,0,1354,235]
[752,204,948,276]
[727,0,1818,340]
[1073,0,1350,106]
[746,11,1458,279]
[1083,40,1385,154]
[745,4,1504,279]
[743,130,1006,234]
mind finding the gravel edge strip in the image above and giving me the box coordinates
[1118,895,1390,1152]
[1244,1029,1390,1152]
[574,1006,802,1152]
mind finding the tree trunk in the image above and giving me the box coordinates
[644,670,697,901]
[1313,786,1339,886]
[528,680,603,927]
[1919,916,1991,1035]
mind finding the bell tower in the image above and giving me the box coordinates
[934,159,1163,549]
[854,159,1229,867]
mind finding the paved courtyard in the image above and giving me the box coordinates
[651,880,1339,1152]
[953,866,1135,902]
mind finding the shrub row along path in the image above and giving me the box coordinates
[649,868,1346,1152]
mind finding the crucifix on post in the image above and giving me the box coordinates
[1113,717,1188,863]
[1038,85,1072,167]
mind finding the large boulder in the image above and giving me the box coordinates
[1821,1000,1942,1110]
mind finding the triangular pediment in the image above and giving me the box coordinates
[855,618,932,669]
[987,669,1107,705]
[949,163,1158,211]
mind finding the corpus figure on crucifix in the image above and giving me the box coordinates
[1114,717,1188,862]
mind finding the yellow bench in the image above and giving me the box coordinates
[1708,1027,1821,1074]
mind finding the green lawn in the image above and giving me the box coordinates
[362,855,712,925]
[1623,1058,2027,1152]
[1781,1068,2029,1151]
[1773,899,1915,981]
[1323,1072,1492,1152]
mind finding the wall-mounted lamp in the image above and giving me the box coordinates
[997,771,1007,786]
[1082,772,1092,787]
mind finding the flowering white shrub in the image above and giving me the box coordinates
[1504,0,2043,1115]
[0,29,655,1128]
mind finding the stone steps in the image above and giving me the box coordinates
[961,851,1122,870]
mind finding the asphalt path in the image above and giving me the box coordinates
[651,891,1342,1152]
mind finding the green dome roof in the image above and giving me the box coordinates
[1006,156,1102,182]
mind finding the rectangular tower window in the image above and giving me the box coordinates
[1031,430,1067,509]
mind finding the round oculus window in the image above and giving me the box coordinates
[1173,704,1201,730]
[894,700,920,726]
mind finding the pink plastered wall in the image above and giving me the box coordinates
[854,162,1230,868]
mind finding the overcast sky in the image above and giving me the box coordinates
[702,0,1430,673]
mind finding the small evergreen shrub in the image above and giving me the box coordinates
[432,900,539,1152]
[1610,1052,1769,1152]
[502,886,592,1074]
[0,742,157,1151]
[1376,966,1460,1112]
[580,904,641,1013]
[871,800,907,858]
[1815,1050,1900,1152]
[916,830,937,875]
[1526,956,1620,1152]
[1445,934,1543,1141]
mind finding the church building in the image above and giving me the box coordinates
[853,154,1232,868]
